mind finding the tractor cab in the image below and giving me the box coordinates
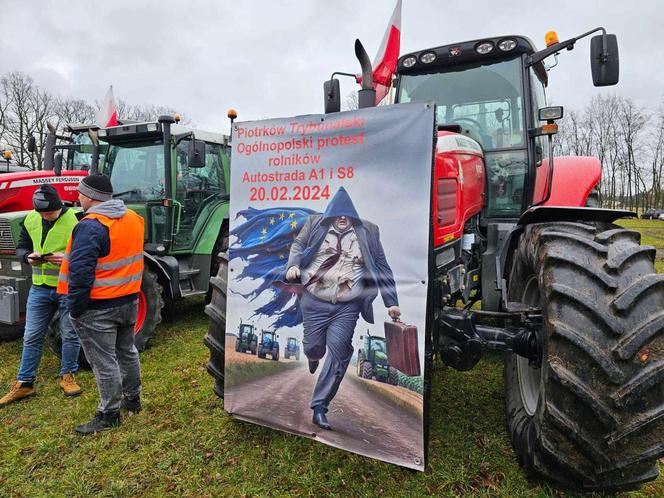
[396,37,549,219]
[284,337,300,360]
[96,117,231,303]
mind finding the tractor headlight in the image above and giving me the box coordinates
[475,42,494,55]
[420,52,437,64]
[498,39,517,51]
[402,56,417,68]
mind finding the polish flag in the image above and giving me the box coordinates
[96,85,118,128]
[371,0,402,105]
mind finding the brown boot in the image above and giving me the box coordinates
[0,381,35,407]
[60,373,82,397]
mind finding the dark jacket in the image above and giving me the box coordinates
[66,200,138,318]
[284,213,399,324]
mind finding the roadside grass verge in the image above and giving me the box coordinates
[348,374,423,418]
[224,358,300,390]
[0,217,662,497]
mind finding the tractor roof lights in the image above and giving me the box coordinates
[402,55,417,68]
[420,51,437,64]
[545,31,559,47]
[498,38,517,52]
[475,41,494,55]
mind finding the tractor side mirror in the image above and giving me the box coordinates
[187,139,206,168]
[27,136,36,153]
[538,106,563,122]
[53,153,63,177]
[324,79,341,114]
[590,34,619,86]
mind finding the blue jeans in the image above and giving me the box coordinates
[17,286,80,382]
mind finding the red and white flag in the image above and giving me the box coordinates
[371,0,402,105]
[96,85,118,128]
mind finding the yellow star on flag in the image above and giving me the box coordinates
[289,213,295,218]
[261,227,267,235]
[279,213,285,220]
[269,217,275,225]
[290,220,298,230]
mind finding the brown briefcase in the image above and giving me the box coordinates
[384,319,420,376]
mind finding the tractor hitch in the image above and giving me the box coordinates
[437,307,542,371]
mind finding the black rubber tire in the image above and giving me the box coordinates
[250,341,257,355]
[296,350,300,361]
[206,226,229,304]
[133,267,164,351]
[204,253,228,400]
[505,221,664,492]
[45,312,90,369]
[361,361,373,380]
[272,348,279,361]
[0,322,25,342]
[388,366,399,386]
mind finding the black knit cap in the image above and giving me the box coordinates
[33,184,63,212]
[78,173,114,202]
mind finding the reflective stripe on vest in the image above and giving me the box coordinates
[23,209,78,287]
[57,208,144,299]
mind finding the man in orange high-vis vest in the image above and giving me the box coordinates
[57,174,145,435]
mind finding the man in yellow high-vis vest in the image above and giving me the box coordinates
[0,185,82,408]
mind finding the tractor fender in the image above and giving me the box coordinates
[533,156,601,207]
[143,252,179,303]
[494,206,636,310]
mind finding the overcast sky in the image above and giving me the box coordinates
[2,0,661,133]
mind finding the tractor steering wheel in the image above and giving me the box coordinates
[452,117,486,141]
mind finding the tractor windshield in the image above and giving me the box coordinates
[399,57,529,217]
[104,140,166,202]
[370,338,386,353]
[68,132,105,171]
[239,324,253,338]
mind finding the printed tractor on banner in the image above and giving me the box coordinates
[235,322,258,354]
[203,24,664,492]
[356,334,398,385]
[284,337,300,360]
[257,330,279,361]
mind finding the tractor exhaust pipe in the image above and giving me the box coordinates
[355,39,375,108]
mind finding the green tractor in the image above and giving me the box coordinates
[257,330,279,361]
[283,337,300,360]
[356,334,398,385]
[1,115,231,360]
[234,322,258,354]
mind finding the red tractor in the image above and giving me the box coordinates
[0,123,102,213]
[316,29,661,491]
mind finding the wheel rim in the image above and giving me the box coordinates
[517,276,542,416]
[134,290,147,335]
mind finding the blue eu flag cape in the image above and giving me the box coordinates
[229,206,318,328]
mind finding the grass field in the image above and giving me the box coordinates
[0,219,662,497]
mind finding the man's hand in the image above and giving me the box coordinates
[286,266,300,281]
[387,306,401,320]
[43,252,64,266]
[27,252,42,266]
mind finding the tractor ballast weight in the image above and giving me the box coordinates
[318,27,664,491]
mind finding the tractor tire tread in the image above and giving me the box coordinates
[504,221,664,491]
[204,255,228,400]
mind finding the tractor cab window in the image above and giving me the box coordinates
[399,57,528,218]
[173,140,228,250]
[370,338,386,353]
[68,132,105,172]
[239,324,253,338]
[105,141,165,202]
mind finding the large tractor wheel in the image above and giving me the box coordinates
[203,253,228,400]
[361,361,374,380]
[46,266,164,366]
[296,349,300,361]
[505,221,664,492]
[272,348,279,361]
[388,366,399,386]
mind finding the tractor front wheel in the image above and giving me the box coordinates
[361,361,373,380]
[203,254,228,400]
[388,367,399,386]
[505,221,664,492]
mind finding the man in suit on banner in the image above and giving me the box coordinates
[280,187,400,430]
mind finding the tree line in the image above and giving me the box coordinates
[0,71,187,170]
[554,94,664,211]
